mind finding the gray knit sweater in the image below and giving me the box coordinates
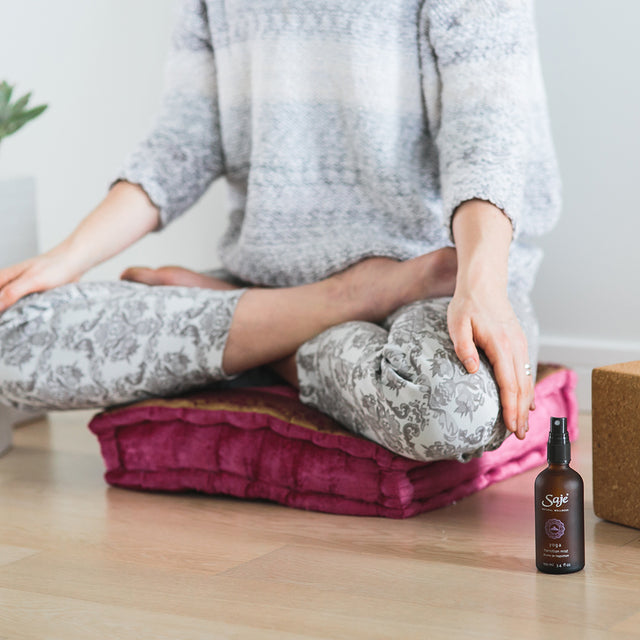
[118,0,560,293]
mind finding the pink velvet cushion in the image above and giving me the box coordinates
[88,366,578,518]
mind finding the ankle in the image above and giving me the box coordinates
[321,272,370,324]
[326,258,405,323]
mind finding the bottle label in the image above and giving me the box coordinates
[540,542,571,566]
[541,492,569,510]
[544,518,565,539]
[537,489,580,570]
[541,516,570,565]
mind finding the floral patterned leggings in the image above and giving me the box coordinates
[0,278,537,462]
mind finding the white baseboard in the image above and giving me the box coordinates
[539,336,640,412]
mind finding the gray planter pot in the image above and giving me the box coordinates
[0,406,44,455]
[0,177,41,456]
[0,411,11,456]
[0,176,39,268]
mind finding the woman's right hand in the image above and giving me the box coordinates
[0,241,86,313]
[0,182,162,314]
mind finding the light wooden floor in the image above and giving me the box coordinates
[0,412,638,640]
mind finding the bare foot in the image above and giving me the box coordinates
[120,266,239,291]
[406,246,458,299]
[331,247,457,323]
[220,248,457,375]
[121,249,457,323]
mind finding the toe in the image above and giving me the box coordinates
[120,267,159,284]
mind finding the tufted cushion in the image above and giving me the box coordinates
[88,365,578,518]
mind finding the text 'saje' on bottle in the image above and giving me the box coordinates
[535,416,585,574]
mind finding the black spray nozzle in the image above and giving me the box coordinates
[548,416,570,464]
[550,416,568,439]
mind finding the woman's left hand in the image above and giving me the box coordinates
[449,199,534,441]
[447,283,534,440]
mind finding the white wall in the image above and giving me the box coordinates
[0,0,228,279]
[532,1,640,406]
[2,1,639,408]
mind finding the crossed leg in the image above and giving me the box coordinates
[121,250,458,382]
[121,253,537,462]
[0,248,539,461]
[0,251,455,410]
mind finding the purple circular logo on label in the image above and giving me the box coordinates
[545,518,565,539]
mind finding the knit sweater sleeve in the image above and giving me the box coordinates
[424,0,548,240]
[115,0,223,228]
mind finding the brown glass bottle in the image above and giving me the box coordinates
[535,417,585,574]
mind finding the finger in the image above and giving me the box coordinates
[527,371,536,414]
[447,312,480,374]
[481,335,519,436]
[522,356,536,412]
[0,261,30,291]
[529,366,536,411]
[512,345,533,440]
[0,273,42,312]
[120,266,157,284]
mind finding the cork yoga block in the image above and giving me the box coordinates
[592,361,640,529]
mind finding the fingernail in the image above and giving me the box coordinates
[510,419,518,433]
[463,357,476,373]
[525,419,529,432]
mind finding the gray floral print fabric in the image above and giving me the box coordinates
[0,281,245,411]
[0,278,537,464]
[297,295,538,463]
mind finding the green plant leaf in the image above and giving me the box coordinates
[0,85,14,119]
[0,81,48,144]
[0,82,13,107]
[0,104,48,139]
[11,92,32,114]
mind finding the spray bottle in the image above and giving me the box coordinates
[535,416,585,573]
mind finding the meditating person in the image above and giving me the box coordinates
[0,0,560,462]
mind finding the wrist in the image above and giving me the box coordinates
[56,182,160,276]
[56,232,98,274]
[452,199,513,237]
[454,266,509,299]
[452,199,511,292]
